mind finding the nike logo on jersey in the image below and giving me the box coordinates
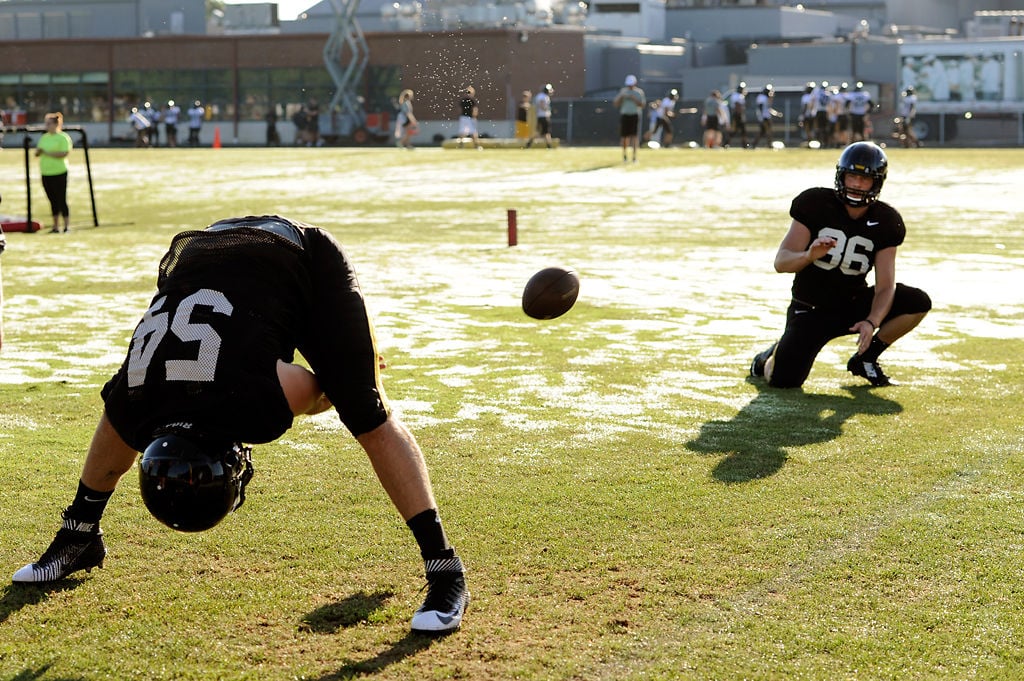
[866,220,879,226]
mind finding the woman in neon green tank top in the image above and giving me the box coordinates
[35,112,73,233]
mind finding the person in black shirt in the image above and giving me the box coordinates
[456,86,482,149]
[11,216,469,633]
[750,142,931,388]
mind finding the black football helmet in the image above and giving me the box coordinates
[834,141,888,207]
[139,432,254,532]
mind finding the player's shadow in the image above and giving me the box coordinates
[0,580,88,626]
[302,589,449,679]
[312,631,447,679]
[686,380,903,483]
[300,590,394,633]
[6,665,86,681]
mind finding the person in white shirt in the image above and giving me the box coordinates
[526,84,554,149]
[187,101,204,147]
[650,89,678,147]
[751,85,777,148]
[848,83,872,142]
[897,88,919,148]
[163,100,181,147]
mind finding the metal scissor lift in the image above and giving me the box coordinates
[323,0,372,141]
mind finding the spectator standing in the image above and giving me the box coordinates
[613,75,645,163]
[728,84,748,148]
[701,90,722,148]
[395,89,418,149]
[526,84,554,149]
[800,83,815,143]
[848,83,872,142]
[305,99,321,147]
[751,85,777,148]
[163,100,181,147]
[266,106,281,147]
[187,100,204,146]
[515,90,532,139]
[897,87,920,148]
[457,86,482,149]
[143,102,160,147]
[128,107,151,147]
[35,112,73,233]
[653,89,679,147]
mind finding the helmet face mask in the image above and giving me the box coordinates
[834,142,888,207]
[139,433,254,532]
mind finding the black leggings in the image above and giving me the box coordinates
[768,283,932,388]
[42,172,69,218]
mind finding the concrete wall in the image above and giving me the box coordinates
[665,6,839,43]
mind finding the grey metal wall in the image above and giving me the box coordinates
[0,0,206,40]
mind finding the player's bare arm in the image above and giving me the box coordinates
[773,219,837,273]
[850,247,897,353]
[277,360,332,415]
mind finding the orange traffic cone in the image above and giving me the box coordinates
[212,126,221,149]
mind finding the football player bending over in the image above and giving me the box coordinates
[11,216,468,634]
[750,142,931,388]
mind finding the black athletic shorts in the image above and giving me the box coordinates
[768,283,932,388]
[537,117,551,136]
[620,114,640,138]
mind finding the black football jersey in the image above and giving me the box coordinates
[788,187,905,308]
[102,216,388,450]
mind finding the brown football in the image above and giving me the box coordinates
[522,267,580,320]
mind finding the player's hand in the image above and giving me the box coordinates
[378,354,387,370]
[849,320,875,354]
[807,236,837,261]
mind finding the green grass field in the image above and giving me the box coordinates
[1,145,1022,680]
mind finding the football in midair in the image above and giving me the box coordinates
[521,267,580,320]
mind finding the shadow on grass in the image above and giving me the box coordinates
[8,665,87,681]
[313,630,452,680]
[0,580,88,626]
[300,590,395,633]
[686,381,903,483]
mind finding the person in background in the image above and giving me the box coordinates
[128,107,151,148]
[187,100,204,147]
[700,90,722,148]
[35,112,73,233]
[266,106,281,147]
[515,90,531,140]
[897,87,920,148]
[0,205,5,353]
[613,75,645,163]
[653,89,679,148]
[751,85,777,149]
[395,89,418,150]
[163,100,181,148]
[526,84,554,149]
[143,101,160,147]
[728,84,748,148]
[457,86,482,149]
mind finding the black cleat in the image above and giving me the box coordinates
[847,355,895,386]
[410,555,469,633]
[12,512,106,583]
[750,343,777,378]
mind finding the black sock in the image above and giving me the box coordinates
[67,480,113,524]
[859,336,890,363]
[406,508,453,560]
